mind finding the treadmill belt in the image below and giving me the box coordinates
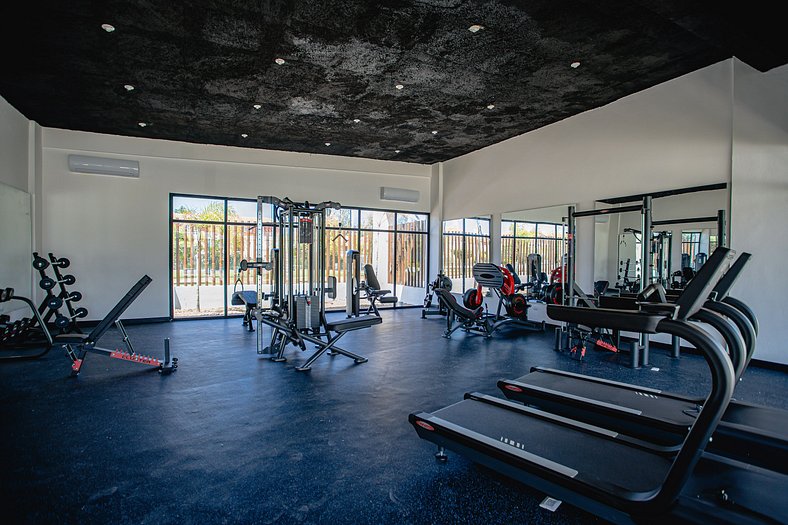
[722,402,788,436]
[517,372,699,426]
[433,398,671,493]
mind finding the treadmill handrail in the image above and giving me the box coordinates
[641,318,735,513]
[692,308,746,381]
[704,300,756,373]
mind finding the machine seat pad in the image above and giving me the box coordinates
[54,333,91,344]
[231,291,258,306]
[546,305,664,333]
[379,296,398,304]
[327,316,382,332]
[435,289,483,321]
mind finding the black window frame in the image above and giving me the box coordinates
[170,194,430,318]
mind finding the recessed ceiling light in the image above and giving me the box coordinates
[101,24,115,33]
[395,84,404,90]
[124,84,135,91]
[253,104,262,110]
[353,118,361,123]
[431,130,438,135]
[138,122,147,128]
[325,142,331,146]
[468,24,484,33]
[571,61,581,68]
[486,103,495,109]
[395,149,401,154]
[241,133,248,138]
[274,58,285,65]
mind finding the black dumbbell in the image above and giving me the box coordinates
[32,253,49,270]
[39,275,76,290]
[54,308,88,329]
[49,256,70,269]
[47,291,82,310]
[0,288,14,302]
[47,296,64,310]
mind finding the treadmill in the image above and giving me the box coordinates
[498,252,787,472]
[409,248,787,524]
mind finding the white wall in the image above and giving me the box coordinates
[40,129,431,320]
[0,96,34,306]
[442,60,733,292]
[0,96,30,192]
[730,60,788,365]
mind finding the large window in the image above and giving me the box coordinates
[442,217,491,291]
[170,195,274,318]
[501,220,566,278]
[681,231,702,268]
[172,196,428,317]
[326,208,429,310]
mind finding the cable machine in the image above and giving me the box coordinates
[557,196,653,367]
[246,196,381,372]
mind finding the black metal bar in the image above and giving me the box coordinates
[652,216,719,226]
[599,183,728,205]
[572,204,642,218]
[717,209,726,247]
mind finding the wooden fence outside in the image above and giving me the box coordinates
[173,222,427,289]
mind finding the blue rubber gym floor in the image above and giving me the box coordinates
[1,309,785,524]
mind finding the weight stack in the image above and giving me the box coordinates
[295,295,320,330]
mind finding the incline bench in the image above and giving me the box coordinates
[54,275,177,376]
[259,309,382,372]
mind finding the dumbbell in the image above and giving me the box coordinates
[46,291,83,311]
[48,256,70,269]
[0,287,13,302]
[54,308,88,329]
[32,253,49,270]
[39,275,76,290]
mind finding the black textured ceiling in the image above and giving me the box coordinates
[1,1,785,164]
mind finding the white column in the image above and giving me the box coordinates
[428,163,443,277]
[574,200,596,293]
[490,212,501,264]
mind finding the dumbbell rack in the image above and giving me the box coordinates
[0,287,54,356]
[32,252,87,334]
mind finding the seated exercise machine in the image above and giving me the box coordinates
[434,288,493,338]
[421,272,451,319]
[54,275,177,376]
[251,196,382,372]
[462,263,545,335]
[523,253,550,301]
[233,260,261,332]
[359,264,397,316]
[410,247,787,524]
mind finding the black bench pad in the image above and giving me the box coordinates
[378,296,398,303]
[435,289,482,321]
[546,305,664,333]
[55,333,91,344]
[231,291,258,306]
[327,316,382,332]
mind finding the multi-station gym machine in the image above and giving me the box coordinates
[241,196,382,372]
[557,196,728,367]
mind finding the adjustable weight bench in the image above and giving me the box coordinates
[54,275,177,376]
[258,309,381,371]
[434,288,493,338]
[362,264,398,316]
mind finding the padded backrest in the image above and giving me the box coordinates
[88,275,152,343]
[504,264,522,285]
[435,288,479,320]
[674,248,733,320]
[363,264,382,290]
[712,252,751,300]
[472,263,504,288]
